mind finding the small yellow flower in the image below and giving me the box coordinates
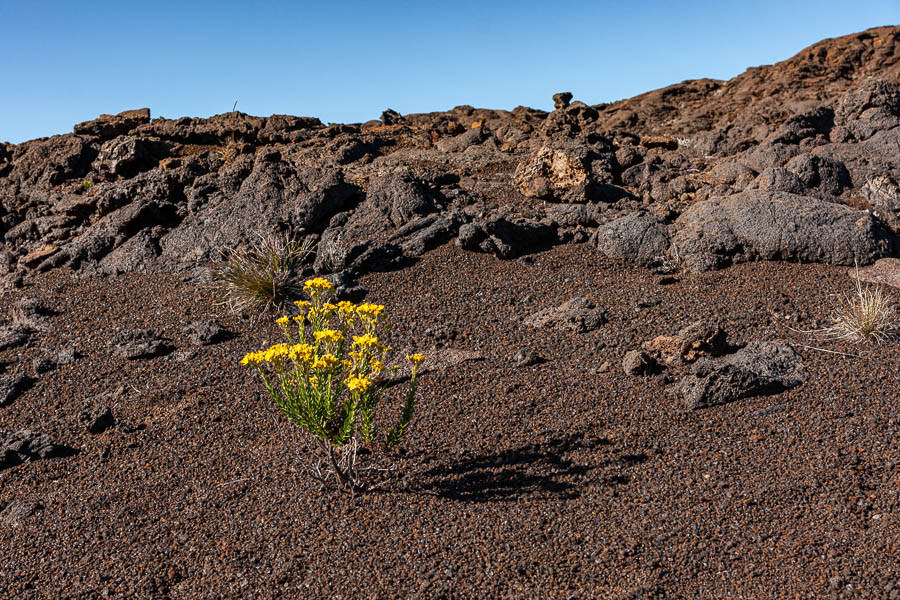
[292,315,304,324]
[314,329,343,345]
[337,301,356,314]
[370,360,385,373]
[309,375,319,386]
[303,277,334,294]
[352,334,379,349]
[341,359,353,369]
[261,343,290,362]
[356,303,385,319]
[288,343,313,362]
[294,300,311,311]
[345,374,372,393]
[311,353,340,370]
[407,353,425,367]
[240,351,263,366]
[275,316,289,326]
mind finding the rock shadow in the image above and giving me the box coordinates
[414,434,640,503]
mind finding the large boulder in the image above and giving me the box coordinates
[833,78,900,141]
[595,212,672,268]
[672,190,897,272]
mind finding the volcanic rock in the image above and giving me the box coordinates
[673,190,897,272]
[675,341,807,409]
[183,319,231,346]
[642,320,729,368]
[0,430,68,470]
[524,298,607,333]
[108,329,174,359]
[0,373,32,407]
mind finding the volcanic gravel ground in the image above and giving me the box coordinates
[1,243,899,599]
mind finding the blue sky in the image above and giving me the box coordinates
[1,0,898,144]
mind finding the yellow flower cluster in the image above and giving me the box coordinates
[311,353,340,370]
[242,277,424,404]
[314,329,343,345]
[303,277,334,294]
[352,334,379,349]
[345,374,372,393]
[356,302,385,320]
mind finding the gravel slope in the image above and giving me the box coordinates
[1,243,899,599]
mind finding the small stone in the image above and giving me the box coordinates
[0,326,29,351]
[513,349,541,368]
[597,361,611,374]
[108,329,174,359]
[183,319,231,346]
[623,350,655,376]
[633,297,661,309]
[170,348,199,363]
[0,429,66,470]
[552,91,573,110]
[0,498,43,526]
[0,374,31,407]
[32,356,56,375]
[80,405,115,434]
[56,346,78,365]
[524,298,607,333]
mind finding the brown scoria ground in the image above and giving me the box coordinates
[1,242,898,599]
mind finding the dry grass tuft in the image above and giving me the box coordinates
[816,270,898,344]
[211,232,313,319]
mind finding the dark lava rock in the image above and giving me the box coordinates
[366,171,436,227]
[108,329,174,359]
[595,212,672,268]
[73,108,151,139]
[673,191,898,272]
[183,319,231,346]
[0,373,32,407]
[675,341,807,409]
[0,326,29,351]
[80,405,115,434]
[752,167,807,194]
[784,153,852,198]
[0,429,70,470]
[524,298,607,333]
[834,78,900,141]
[475,215,557,259]
[622,350,656,376]
[552,92,573,110]
[325,271,369,302]
[0,498,44,526]
[32,355,57,375]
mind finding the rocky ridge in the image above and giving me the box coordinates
[2,26,900,287]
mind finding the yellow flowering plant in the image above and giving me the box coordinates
[242,277,424,492]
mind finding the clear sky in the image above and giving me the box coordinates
[1,0,898,144]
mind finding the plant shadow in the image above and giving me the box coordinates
[410,434,646,503]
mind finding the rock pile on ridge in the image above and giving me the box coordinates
[2,27,900,283]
